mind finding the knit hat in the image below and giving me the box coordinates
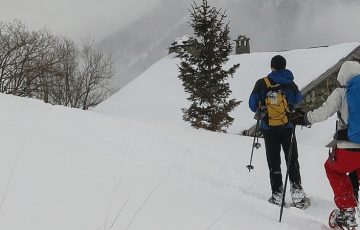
[271,55,286,71]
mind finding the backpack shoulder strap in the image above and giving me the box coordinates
[263,77,272,88]
[337,111,346,127]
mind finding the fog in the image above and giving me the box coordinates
[0,0,359,49]
[1,0,360,88]
[0,0,162,41]
[97,0,360,88]
[213,0,360,51]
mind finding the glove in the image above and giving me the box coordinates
[328,148,336,164]
[288,108,308,126]
[254,106,266,120]
[333,128,349,141]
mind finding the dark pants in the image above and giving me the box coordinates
[262,127,302,194]
[349,171,359,201]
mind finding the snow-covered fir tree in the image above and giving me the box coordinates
[178,0,240,132]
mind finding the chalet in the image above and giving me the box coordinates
[169,34,251,56]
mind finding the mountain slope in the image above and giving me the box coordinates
[98,0,360,89]
[97,0,191,88]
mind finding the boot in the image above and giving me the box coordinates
[336,208,358,229]
[290,184,311,209]
[268,192,283,206]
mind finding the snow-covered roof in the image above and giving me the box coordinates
[96,42,360,133]
[171,35,191,46]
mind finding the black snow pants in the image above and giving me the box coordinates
[262,127,302,194]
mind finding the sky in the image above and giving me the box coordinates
[92,0,360,90]
[1,0,360,48]
[0,0,162,41]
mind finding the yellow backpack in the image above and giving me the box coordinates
[263,77,290,127]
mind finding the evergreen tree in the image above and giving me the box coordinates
[178,0,240,132]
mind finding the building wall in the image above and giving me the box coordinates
[301,73,339,112]
[235,45,250,55]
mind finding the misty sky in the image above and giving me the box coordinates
[2,0,360,50]
[0,0,162,41]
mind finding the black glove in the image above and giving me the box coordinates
[254,106,266,120]
[288,108,308,126]
[328,148,336,164]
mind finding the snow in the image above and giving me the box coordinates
[172,35,191,46]
[0,43,359,229]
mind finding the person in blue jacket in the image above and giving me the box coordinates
[248,55,310,209]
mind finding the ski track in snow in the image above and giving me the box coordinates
[205,181,259,229]
[0,141,24,211]
[125,147,192,230]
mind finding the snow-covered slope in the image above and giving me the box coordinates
[0,84,335,230]
[1,43,359,229]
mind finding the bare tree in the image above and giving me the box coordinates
[0,20,115,110]
[43,37,78,106]
[0,21,56,96]
[74,40,114,110]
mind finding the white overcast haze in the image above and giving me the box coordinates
[1,0,360,89]
[0,0,162,41]
[1,0,360,47]
[96,0,360,88]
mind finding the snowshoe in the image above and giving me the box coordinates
[268,193,291,208]
[292,197,311,209]
[329,208,358,230]
[290,184,311,209]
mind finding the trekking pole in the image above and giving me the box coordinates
[246,110,262,172]
[279,125,296,222]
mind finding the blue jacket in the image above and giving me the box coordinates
[248,69,303,130]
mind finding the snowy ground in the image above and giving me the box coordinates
[0,43,358,229]
[0,93,336,230]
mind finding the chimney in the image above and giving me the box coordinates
[234,35,250,54]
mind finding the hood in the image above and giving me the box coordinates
[337,61,360,86]
[268,69,294,85]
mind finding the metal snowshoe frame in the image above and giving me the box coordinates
[329,209,358,230]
